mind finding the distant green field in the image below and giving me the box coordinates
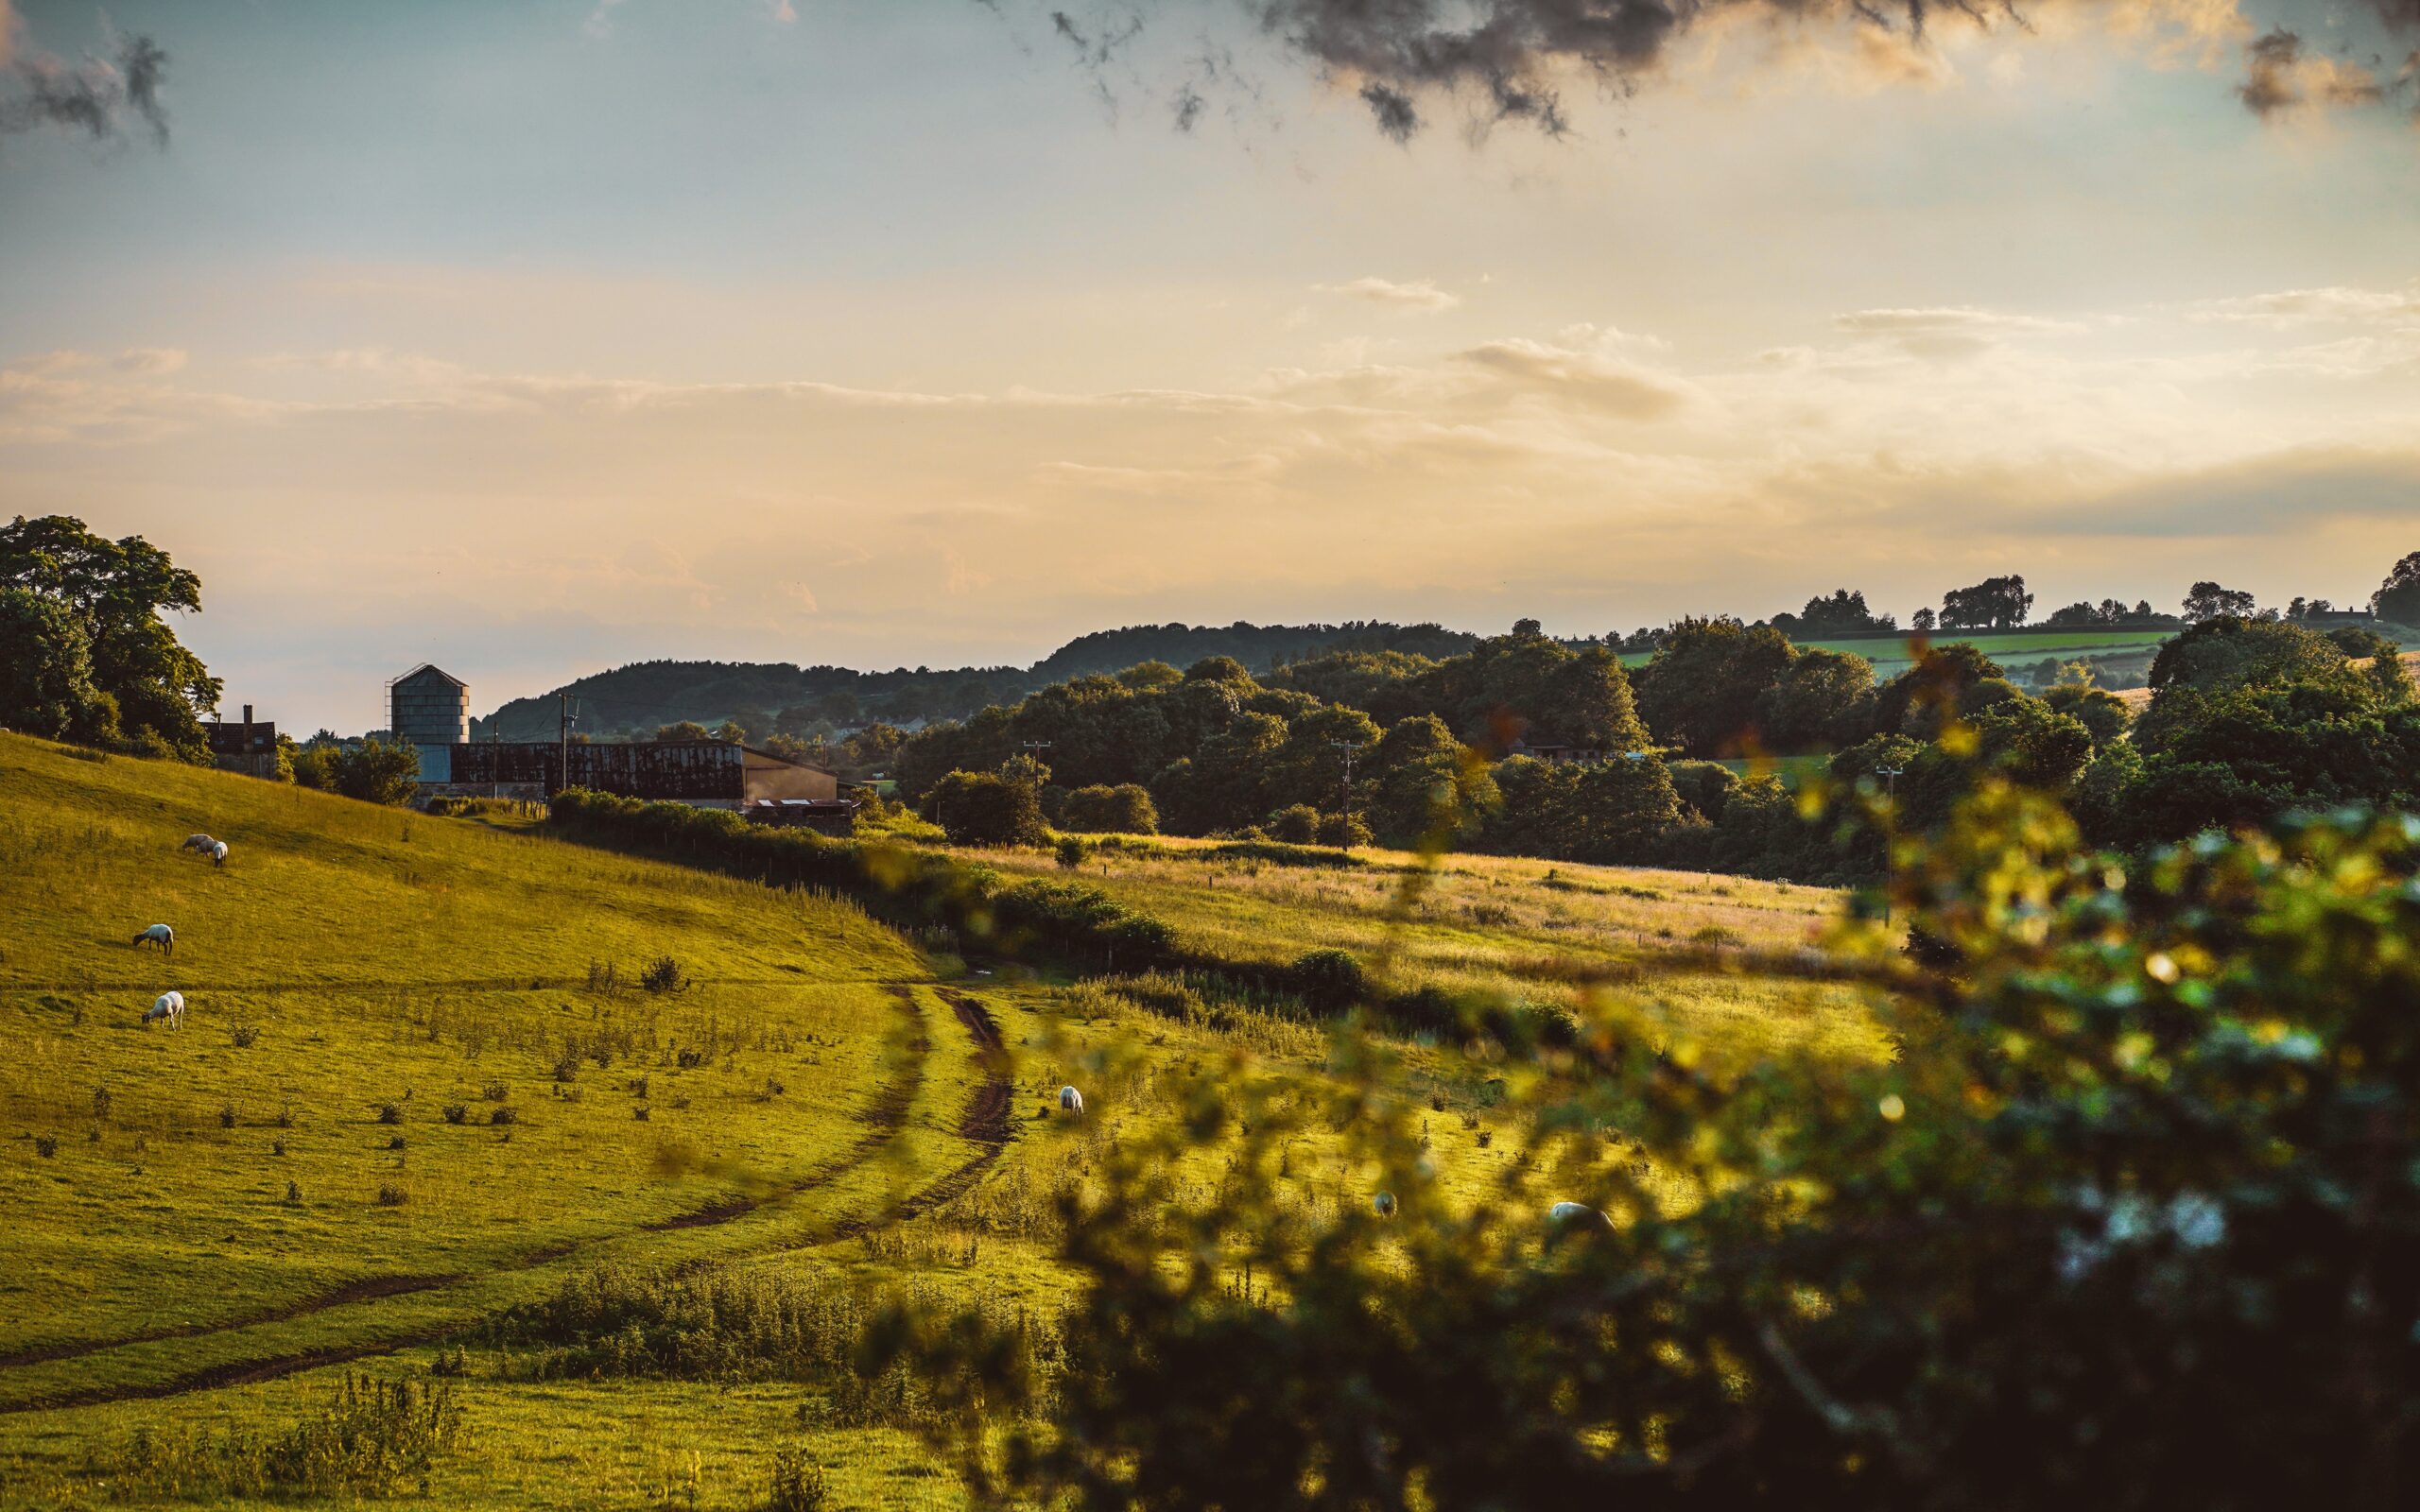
[1617,627,2173,675]
[0,737,1886,1508]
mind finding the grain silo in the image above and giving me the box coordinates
[389,663,469,747]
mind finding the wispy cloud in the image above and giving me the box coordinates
[1314,276,1461,312]
[2183,284,2420,327]
[1832,306,2086,361]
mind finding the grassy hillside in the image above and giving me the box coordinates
[0,736,1881,1508]
[948,835,1885,1067]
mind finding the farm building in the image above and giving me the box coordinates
[206,704,281,779]
[420,739,843,813]
[389,664,469,750]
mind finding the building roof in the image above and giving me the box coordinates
[389,663,466,690]
[737,743,838,778]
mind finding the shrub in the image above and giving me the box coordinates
[33,1134,58,1159]
[640,955,686,995]
[95,1374,464,1499]
[1292,949,1369,1012]
[230,1022,259,1049]
[1061,782,1160,835]
[387,1134,406,1150]
[372,1102,403,1125]
[271,1137,286,1157]
[284,1180,301,1204]
[633,1105,651,1121]
[765,1447,831,1512]
[376,1184,407,1207]
[926,770,1046,847]
[1317,811,1374,849]
[219,1104,236,1129]
[480,1080,508,1101]
[441,1104,467,1125]
[1055,834,1093,869]
[1266,804,1322,844]
[489,1107,518,1126]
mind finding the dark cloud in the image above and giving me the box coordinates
[1003,1,2420,141]
[2238,26,2389,120]
[0,14,172,148]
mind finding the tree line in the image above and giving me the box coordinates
[893,549,2418,883]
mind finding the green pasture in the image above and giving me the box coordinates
[0,734,1883,1508]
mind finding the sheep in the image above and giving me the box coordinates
[1546,1200,1613,1241]
[130,923,174,955]
[208,840,228,868]
[1058,1085,1084,1115]
[1373,1191,1397,1219]
[180,833,216,854]
[142,990,185,1030]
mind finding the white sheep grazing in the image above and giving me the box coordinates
[209,840,228,868]
[180,833,216,854]
[1547,1200,1613,1240]
[1058,1085,1084,1114]
[131,923,174,955]
[142,990,185,1029]
[1373,1191,1397,1219]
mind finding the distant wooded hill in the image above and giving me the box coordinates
[476,620,1483,739]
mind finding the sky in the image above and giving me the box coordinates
[2,0,2416,732]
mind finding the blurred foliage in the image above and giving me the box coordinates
[880,775,2420,1510]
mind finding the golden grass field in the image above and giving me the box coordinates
[0,733,1881,1509]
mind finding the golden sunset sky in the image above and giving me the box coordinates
[3,0,2416,729]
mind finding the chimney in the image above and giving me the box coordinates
[243,703,253,728]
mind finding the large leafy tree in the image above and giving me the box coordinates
[0,588,118,741]
[1634,617,1798,756]
[0,515,219,757]
[1938,574,2032,629]
[2182,579,2260,623]
[2373,550,2420,627]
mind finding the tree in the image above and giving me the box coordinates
[0,587,117,742]
[1366,714,1492,847]
[2041,682,2133,747]
[1938,574,2032,630]
[653,721,713,742]
[324,737,422,805]
[2147,616,2348,696]
[712,719,748,745]
[1910,607,1936,632]
[1751,647,1875,752]
[2183,580,2259,622]
[2375,551,2420,627]
[1633,618,1797,757]
[0,515,219,757]
[1793,588,1887,633]
[924,770,1044,846]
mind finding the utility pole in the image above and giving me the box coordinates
[559,693,574,799]
[1329,740,1363,847]
[1876,765,1904,930]
[1018,741,1053,805]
